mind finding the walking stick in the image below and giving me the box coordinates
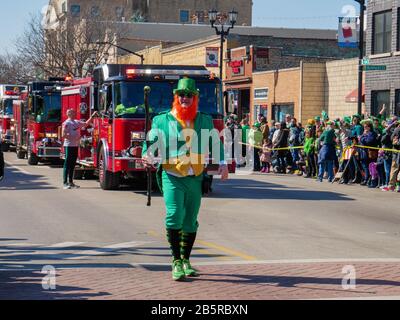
[144,86,152,207]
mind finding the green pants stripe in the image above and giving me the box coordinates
[162,171,203,233]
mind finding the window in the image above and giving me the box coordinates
[195,11,205,24]
[371,90,390,117]
[62,2,66,13]
[91,6,100,18]
[70,4,81,17]
[180,10,190,23]
[395,90,400,116]
[115,7,124,20]
[272,104,294,122]
[373,10,392,54]
[398,8,400,51]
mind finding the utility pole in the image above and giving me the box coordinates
[355,0,366,115]
[208,9,238,81]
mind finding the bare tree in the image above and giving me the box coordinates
[0,53,36,84]
[16,7,129,79]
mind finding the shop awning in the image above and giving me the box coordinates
[345,85,365,103]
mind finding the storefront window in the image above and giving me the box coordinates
[371,90,390,117]
[272,104,294,122]
[254,105,268,120]
[227,90,239,115]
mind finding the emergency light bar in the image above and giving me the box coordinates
[4,90,19,96]
[125,68,210,77]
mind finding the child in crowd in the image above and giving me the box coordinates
[260,139,272,173]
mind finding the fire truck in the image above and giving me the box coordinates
[61,64,233,190]
[0,85,27,151]
[13,79,71,164]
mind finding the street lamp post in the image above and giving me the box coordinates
[208,9,238,81]
[95,41,144,65]
[355,0,366,116]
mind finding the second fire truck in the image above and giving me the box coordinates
[13,79,71,164]
[61,64,233,190]
[0,85,27,151]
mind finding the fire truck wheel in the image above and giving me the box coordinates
[73,170,84,180]
[1,144,10,152]
[27,148,39,166]
[16,150,26,160]
[99,147,120,190]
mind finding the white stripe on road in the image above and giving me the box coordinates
[4,161,31,175]
[46,242,86,248]
[5,243,44,247]
[66,241,151,260]
[132,257,400,267]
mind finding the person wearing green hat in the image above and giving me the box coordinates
[142,77,229,281]
[351,114,363,138]
[317,121,337,182]
[248,122,263,171]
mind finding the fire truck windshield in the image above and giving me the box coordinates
[3,99,14,116]
[114,81,220,118]
[34,94,62,123]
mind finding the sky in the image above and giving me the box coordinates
[0,0,361,54]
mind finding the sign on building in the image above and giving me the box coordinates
[206,47,219,67]
[338,17,358,48]
[254,88,269,100]
[229,59,244,76]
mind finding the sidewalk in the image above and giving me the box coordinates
[1,261,400,300]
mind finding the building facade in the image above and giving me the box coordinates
[45,0,252,26]
[365,0,400,117]
[252,63,327,124]
[252,59,363,125]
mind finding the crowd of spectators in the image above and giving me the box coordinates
[224,105,400,193]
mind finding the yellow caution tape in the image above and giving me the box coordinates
[354,145,400,153]
[239,142,304,151]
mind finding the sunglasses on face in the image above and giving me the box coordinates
[179,93,194,99]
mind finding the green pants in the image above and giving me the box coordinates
[162,171,203,233]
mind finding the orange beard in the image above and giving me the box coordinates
[172,95,199,122]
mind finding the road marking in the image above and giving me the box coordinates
[46,242,86,248]
[196,240,257,261]
[146,230,257,261]
[4,161,31,175]
[131,257,400,267]
[66,241,151,260]
[4,243,44,247]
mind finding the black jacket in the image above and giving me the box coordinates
[0,142,4,180]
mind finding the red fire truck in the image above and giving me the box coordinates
[13,79,71,164]
[0,85,27,151]
[61,64,233,190]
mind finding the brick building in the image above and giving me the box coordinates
[119,26,358,121]
[365,0,400,116]
[252,63,326,124]
[45,0,252,26]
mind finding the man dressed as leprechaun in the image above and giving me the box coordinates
[143,78,229,281]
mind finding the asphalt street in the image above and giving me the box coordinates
[0,151,399,272]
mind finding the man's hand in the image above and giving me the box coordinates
[142,155,154,169]
[218,164,229,181]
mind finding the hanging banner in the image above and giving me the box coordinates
[338,17,358,48]
[206,47,219,67]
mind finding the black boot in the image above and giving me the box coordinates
[180,232,199,277]
[180,232,197,260]
[166,229,182,261]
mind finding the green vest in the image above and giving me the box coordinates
[142,112,225,176]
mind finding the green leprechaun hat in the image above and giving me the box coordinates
[173,78,200,96]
